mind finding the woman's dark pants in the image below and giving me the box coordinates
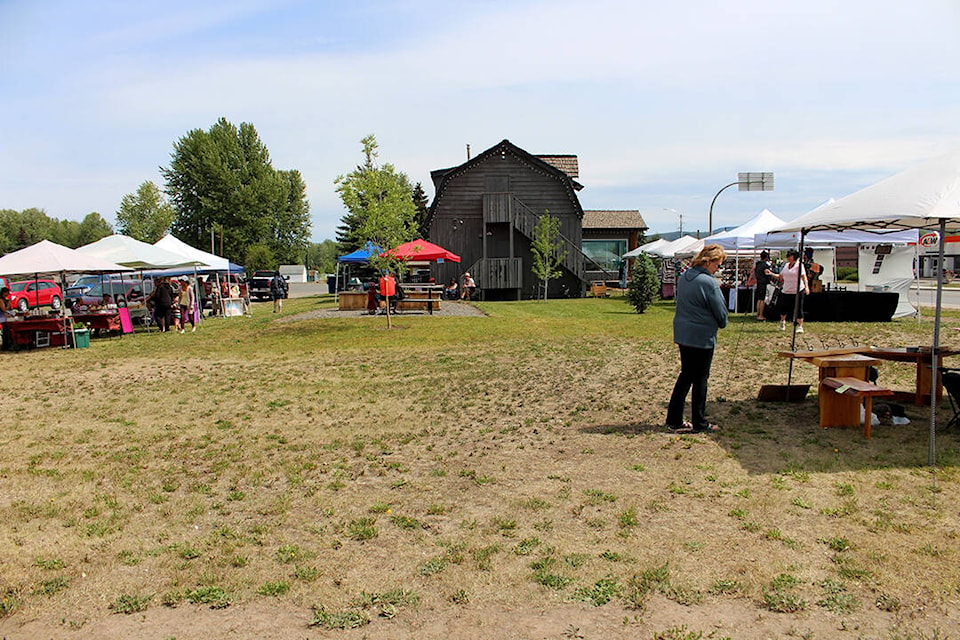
[666,345,714,429]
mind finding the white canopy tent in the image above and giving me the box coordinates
[650,235,703,258]
[774,148,960,465]
[623,238,669,259]
[154,234,243,273]
[706,209,785,252]
[77,234,204,269]
[0,240,132,311]
[0,240,132,278]
[756,226,921,318]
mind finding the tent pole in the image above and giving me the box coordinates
[787,231,808,387]
[928,221,945,467]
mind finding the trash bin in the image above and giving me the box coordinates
[327,275,337,294]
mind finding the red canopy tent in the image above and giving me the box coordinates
[381,240,461,262]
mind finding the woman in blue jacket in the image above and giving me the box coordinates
[666,244,728,433]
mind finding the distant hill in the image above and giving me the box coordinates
[645,227,736,242]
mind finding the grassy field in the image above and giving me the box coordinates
[1,294,959,639]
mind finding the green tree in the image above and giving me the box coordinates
[116,181,176,243]
[335,135,418,327]
[334,134,417,257]
[162,117,310,263]
[0,208,111,251]
[72,213,114,247]
[626,253,661,313]
[244,244,275,273]
[306,239,339,275]
[412,182,430,239]
[531,212,566,300]
[270,169,312,264]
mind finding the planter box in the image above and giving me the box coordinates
[72,328,90,349]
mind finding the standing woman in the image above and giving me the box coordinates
[777,249,808,333]
[666,244,728,433]
[0,287,11,350]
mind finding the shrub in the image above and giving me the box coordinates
[626,253,661,313]
[836,267,858,282]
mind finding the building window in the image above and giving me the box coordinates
[582,240,626,272]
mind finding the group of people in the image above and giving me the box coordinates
[442,272,477,300]
[146,276,197,333]
[754,247,821,333]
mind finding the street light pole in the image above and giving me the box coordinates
[708,172,774,236]
[663,208,683,236]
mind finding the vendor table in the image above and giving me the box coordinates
[72,312,122,335]
[5,316,73,349]
[865,347,959,405]
[780,350,881,429]
[762,291,899,322]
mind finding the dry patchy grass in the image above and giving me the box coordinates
[1,294,959,638]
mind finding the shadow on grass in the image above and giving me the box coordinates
[580,398,960,474]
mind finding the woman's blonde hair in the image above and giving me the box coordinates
[692,244,727,268]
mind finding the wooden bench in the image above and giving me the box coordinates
[395,297,441,314]
[820,376,894,438]
[589,282,608,297]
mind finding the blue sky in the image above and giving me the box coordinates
[2,0,958,242]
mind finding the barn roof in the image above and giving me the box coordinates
[427,139,585,230]
[535,155,579,178]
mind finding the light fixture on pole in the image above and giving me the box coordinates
[664,208,683,236]
[708,172,773,236]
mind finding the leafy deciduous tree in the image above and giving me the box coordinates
[116,181,176,243]
[334,134,418,271]
[162,117,311,268]
[531,212,566,300]
[0,208,111,252]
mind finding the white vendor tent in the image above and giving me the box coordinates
[774,148,960,465]
[706,209,785,252]
[154,234,243,273]
[0,240,131,278]
[650,235,703,258]
[77,234,204,269]
[623,238,669,259]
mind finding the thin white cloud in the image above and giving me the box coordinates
[1,0,959,239]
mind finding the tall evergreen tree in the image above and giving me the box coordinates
[412,182,430,239]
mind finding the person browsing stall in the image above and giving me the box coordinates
[754,250,776,321]
[0,288,11,350]
[666,244,728,433]
[777,249,808,333]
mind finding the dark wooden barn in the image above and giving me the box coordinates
[426,139,605,300]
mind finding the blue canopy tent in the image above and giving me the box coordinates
[335,242,381,301]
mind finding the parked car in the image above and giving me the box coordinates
[8,279,64,311]
[248,270,288,300]
[69,279,154,309]
[66,274,116,297]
